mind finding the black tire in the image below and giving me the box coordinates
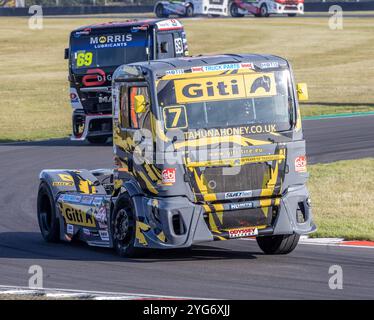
[256,234,300,255]
[155,4,168,18]
[111,196,147,258]
[37,182,60,242]
[230,3,244,17]
[185,5,194,17]
[259,4,269,17]
[87,136,108,144]
[288,13,297,17]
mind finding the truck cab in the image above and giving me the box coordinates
[37,54,315,257]
[66,19,188,144]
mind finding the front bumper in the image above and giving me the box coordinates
[132,184,316,249]
[270,3,304,14]
[71,111,112,141]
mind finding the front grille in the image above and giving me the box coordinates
[80,91,112,114]
[221,207,273,228]
[203,163,271,194]
[88,118,112,133]
[284,6,298,10]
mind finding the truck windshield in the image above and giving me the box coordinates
[157,70,294,133]
[70,30,148,70]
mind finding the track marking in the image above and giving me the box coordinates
[0,285,213,300]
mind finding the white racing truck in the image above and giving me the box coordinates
[229,0,304,17]
[155,0,229,18]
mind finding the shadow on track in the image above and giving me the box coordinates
[0,232,259,262]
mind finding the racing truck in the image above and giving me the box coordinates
[154,0,229,18]
[65,19,189,144]
[229,0,304,17]
[37,54,315,257]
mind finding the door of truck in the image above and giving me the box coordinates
[156,32,185,59]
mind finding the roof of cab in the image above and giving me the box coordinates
[130,54,289,74]
[72,19,183,33]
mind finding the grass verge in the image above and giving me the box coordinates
[0,16,373,141]
[309,158,374,241]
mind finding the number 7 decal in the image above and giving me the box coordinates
[163,105,188,129]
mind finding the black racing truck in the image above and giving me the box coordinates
[66,19,189,144]
[37,54,315,257]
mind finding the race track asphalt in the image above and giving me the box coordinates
[0,115,373,299]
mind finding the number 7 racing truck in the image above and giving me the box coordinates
[37,54,315,257]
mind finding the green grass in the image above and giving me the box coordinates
[309,159,374,241]
[0,15,373,141]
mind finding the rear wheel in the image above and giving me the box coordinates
[185,5,194,17]
[87,136,108,144]
[256,234,300,254]
[259,4,269,17]
[230,3,244,17]
[37,182,60,242]
[155,4,168,18]
[112,196,147,258]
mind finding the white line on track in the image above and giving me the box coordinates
[0,285,213,300]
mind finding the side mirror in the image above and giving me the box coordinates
[297,83,308,101]
[134,95,147,114]
[64,48,69,60]
[160,42,169,53]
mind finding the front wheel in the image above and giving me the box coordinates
[112,197,147,258]
[256,234,300,255]
[155,4,168,18]
[259,4,269,17]
[185,5,194,17]
[230,3,244,17]
[37,182,60,242]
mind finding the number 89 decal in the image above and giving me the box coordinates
[163,105,188,130]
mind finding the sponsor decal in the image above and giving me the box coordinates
[67,224,74,235]
[70,92,79,103]
[174,73,276,104]
[99,222,107,229]
[165,69,185,76]
[295,156,307,173]
[82,68,107,87]
[81,196,93,205]
[260,61,279,69]
[156,19,183,31]
[230,202,253,210]
[190,63,254,73]
[92,197,104,206]
[225,191,252,199]
[70,88,83,109]
[98,94,112,104]
[59,194,82,203]
[228,227,258,238]
[184,124,277,140]
[61,203,96,228]
[99,230,110,241]
[162,168,176,185]
[74,29,91,37]
[94,206,107,224]
[89,34,133,49]
[83,228,91,236]
[53,174,75,187]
